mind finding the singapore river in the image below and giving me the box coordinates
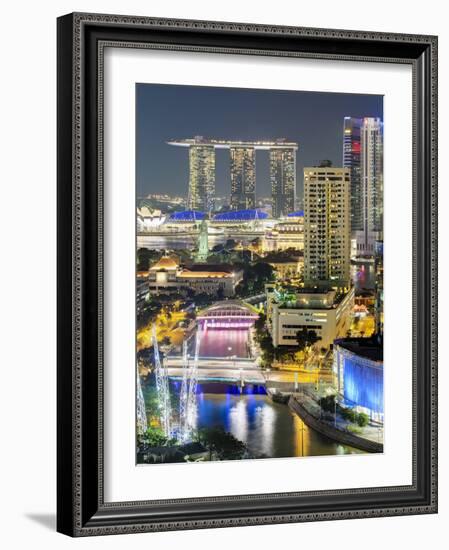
[169,381,363,458]
[199,328,250,358]
[139,233,366,458]
[163,325,363,459]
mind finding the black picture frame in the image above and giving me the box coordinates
[57,12,438,536]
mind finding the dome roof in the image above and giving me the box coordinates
[213,209,268,221]
[168,210,206,222]
[150,256,179,271]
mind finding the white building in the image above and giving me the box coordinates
[136,206,166,231]
[145,256,242,297]
[263,215,304,252]
[267,286,354,348]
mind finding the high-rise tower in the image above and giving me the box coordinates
[343,117,383,256]
[230,147,256,210]
[167,138,298,215]
[361,117,383,236]
[187,137,215,212]
[303,166,351,288]
[343,117,363,232]
[270,145,297,218]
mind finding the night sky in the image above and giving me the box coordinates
[136,83,383,201]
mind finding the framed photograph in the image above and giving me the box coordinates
[57,12,438,536]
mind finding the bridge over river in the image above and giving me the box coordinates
[164,356,265,384]
[166,300,263,383]
[144,300,362,459]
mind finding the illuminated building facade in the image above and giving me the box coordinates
[303,166,351,288]
[146,256,243,297]
[343,117,363,232]
[267,286,354,348]
[136,206,165,231]
[168,138,298,218]
[360,117,383,253]
[188,140,215,212]
[212,208,268,222]
[344,117,383,256]
[270,147,297,218]
[230,147,256,210]
[333,337,383,421]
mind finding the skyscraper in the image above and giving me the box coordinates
[343,117,383,255]
[168,138,298,215]
[304,166,351,288]
[361,117,383,236]
[343,117,363,232]
[187,137,215,212]
[270,145,297,218]
[230,147,256,210]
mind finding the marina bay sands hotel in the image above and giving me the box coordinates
[168,137,298,218]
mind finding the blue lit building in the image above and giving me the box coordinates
[167,210,206,222]
[287,210,304,218]
[212,209,268,222]
[333,337,383,422]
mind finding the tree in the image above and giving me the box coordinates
[139,427,172,447]
[252,262,275,285]
[137,248,161,270]
[259,333,275,366]
[254,312,266,334]
[356,412,369,427]
[195,427,246,460]
[319,394,336,413]
[295,327,319,351]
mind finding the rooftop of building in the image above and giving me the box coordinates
[149,257,179,271]
[137,206,163,218]
[178,270,232,279]
[167,210,206,222]
[272,285,352,310]
[287,210,304,217]
[335,336,383,362]
[168,137,298,150]
[304,166,349,173]
[213,209,269,221]
[266,258,300,265]
[186,263,237,274]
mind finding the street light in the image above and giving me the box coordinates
[334,394,337,428]
[299,420,306,457]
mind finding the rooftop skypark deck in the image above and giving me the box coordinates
[167,137,298,150]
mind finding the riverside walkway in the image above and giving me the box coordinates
[289,392,383,453]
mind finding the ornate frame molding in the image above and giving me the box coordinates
[57,12,437,536]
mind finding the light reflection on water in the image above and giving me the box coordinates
[137,234,256,250]
[172,383,363,459]
[199,329,249,358]
[351,261,376,291]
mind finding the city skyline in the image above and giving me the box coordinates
[136,83,383,200]
[136,84,384,465]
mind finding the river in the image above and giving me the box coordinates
[169,381,363,458]
[162,325,362,459]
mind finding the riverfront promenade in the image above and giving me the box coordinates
[288,392,383,453]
